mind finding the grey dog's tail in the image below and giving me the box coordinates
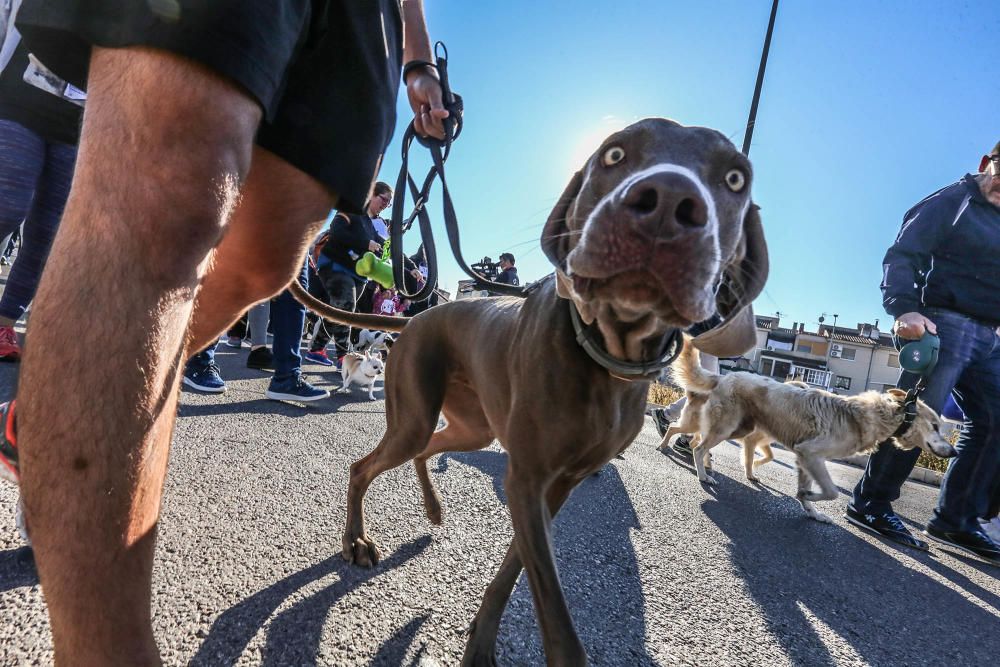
[289,280,408,333]
[670,336,719,393]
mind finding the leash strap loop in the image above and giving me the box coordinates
[389,42,531,301]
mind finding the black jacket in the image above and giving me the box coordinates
[320,212,380,271]
[881,175,1000,325]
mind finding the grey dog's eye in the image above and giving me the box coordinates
[725,168,746,192]
[602,146,626,166]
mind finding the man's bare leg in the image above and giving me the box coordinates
[186,147,336,351]
[18,47,261,665]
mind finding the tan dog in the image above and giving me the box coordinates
[656,379,812,481]
[670,338,956,522]
[290,118,768,665]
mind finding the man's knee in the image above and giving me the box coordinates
[74,47,262,269]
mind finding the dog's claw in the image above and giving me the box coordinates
[700,475,717,486]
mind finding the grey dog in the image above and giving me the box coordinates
[290,118,768,665]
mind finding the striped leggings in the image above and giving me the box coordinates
[0,119,77,322]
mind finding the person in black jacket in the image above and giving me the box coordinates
[847,140,1000,565]
[495,252,519,286]
[306,182,392,365]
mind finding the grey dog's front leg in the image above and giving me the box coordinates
[463,475,577,665]
[506,472,587,666]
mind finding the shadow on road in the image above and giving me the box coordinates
[438,449,656,665]
[369,614,430,666]
[702,479,999,666]
[191,536,431,667]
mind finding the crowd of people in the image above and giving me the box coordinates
[0,0,997,663]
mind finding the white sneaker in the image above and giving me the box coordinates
[979,517,1000,545]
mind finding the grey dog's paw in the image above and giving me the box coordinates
[699,474,718,486]
[342,534,381,568]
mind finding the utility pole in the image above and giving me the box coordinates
[820,313,838,390]
[742,0,780,156]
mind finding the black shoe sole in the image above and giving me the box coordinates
[844,513,929,551]
[923,531,1000,566]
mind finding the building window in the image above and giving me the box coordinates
[835,376,852,390]
[840,347,857,361]
[888,354,899,368]
[796,344,812,353]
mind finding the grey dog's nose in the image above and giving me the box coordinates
[621,172,708,238]
[940,445,958,458]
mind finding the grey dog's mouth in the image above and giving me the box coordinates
[571,270,709,326]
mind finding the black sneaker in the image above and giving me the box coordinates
[652,408,670,437]
[247,346,274,370]
[672,435,693,457]
[845,505,928,551]
[924,524,1000,565]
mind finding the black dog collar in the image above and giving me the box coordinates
[891,382,924,438]
[568,301,682,381]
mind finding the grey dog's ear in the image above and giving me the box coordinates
[541,171,584,271]
[693,203,769,358]
[716,203,768,320]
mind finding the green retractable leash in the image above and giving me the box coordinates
[892,332,940,436]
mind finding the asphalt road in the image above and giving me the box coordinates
[1,344,999,666]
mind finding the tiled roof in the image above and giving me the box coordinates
[829,331,879,345]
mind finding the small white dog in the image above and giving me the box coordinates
[353,329,394,354]
[339,350,385,400]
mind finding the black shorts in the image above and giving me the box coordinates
[15,0,403,214]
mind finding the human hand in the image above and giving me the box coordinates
[894,312,937,340]
[409,268,423,281]
[406,68,449,139]
[368,240,383,253]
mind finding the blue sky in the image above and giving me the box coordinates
[376,0,999,334]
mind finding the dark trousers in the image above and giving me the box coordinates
[271,260,309,381]
[186,343,217,371]
[0,120,77,321]
[310,265,361,356]
[852,308,1000,532]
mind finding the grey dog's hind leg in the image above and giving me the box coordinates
[342,347,444,567]
[414,393,493,525]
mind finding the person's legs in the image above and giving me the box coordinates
[248,301,270,348]
[930,337,1000,533]
[310,267,357,358]
[18,47,261,665]
[852,325,968,514]
[0,120,46,360]
[185,146,333,352]
[0,139,77,324]
[265,261,329,401]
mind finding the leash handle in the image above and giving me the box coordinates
[389,42,530,301]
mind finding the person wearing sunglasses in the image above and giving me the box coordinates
[847,140,1000,566]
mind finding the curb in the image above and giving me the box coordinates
[835,454,945,488]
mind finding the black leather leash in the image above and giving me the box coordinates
[891,378,926,439]
[391,43,680,379]
[390,42,528,301]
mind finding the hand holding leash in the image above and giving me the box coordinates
[893,312,937,340]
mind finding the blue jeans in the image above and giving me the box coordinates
[852,308,1000,532]
[271,260,309,381]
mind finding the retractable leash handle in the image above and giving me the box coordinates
[390,42,530,302]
